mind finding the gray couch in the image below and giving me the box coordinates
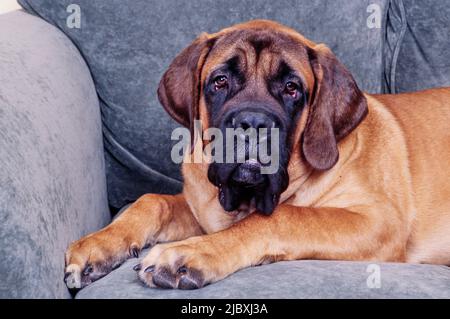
[1,1,449,299]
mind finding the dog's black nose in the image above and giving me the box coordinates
[232,111,274,130]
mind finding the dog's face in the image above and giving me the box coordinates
[158,20,368,215]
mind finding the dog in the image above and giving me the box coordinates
[64,20,450,290]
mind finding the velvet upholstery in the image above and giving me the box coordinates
[384,0,450,93]
[76,249,450,299]
[0,11,110,298]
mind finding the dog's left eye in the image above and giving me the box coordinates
[284,81,299,97]
[214,75,228,91]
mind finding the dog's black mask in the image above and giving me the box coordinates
[205,36,307,215]
[207,106,291,215]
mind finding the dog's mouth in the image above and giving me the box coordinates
[230,159,266,186]
[208,159,288,216]
[207,109,290,215]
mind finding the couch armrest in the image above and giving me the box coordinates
[0,11,110,298]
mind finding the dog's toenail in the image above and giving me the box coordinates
[64,272,71,281]
[130,246,139,258]
[133,264,142,271]
[144,265,155,273]
[177,266,188,274]
[83,264,93,275]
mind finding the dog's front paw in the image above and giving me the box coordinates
[136,236,231,290]
[64,228,142,289]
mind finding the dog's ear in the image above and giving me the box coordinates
[157,33,215,128]
[302,44,368,170]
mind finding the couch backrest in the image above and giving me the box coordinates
[384,0,450,93]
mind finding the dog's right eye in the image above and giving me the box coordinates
[284,81,299,98]
[214,75,228,91]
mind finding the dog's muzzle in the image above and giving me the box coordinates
[208,108,289,215]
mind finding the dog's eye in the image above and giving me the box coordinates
[214,75,228,90]
[285,81,299,97]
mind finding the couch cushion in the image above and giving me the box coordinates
[18,0,390,209]
[76,250,450,298]
[385,0,450,93]
[0,11,110,298]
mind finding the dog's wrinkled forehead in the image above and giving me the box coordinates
[201,26,315,88]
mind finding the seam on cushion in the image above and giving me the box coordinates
[380,0,391,93]
[102,121,183,186]
[388,0,407,93]
[17,0,36,15]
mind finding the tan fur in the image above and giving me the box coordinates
[64,20,450,290]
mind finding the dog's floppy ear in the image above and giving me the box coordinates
[157,33,215,128]
[302,44,368,170]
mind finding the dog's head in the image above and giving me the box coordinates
[158,20,368,215]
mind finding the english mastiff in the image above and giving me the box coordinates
[65,20,450,290]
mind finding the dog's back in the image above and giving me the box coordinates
[374,87,450,264]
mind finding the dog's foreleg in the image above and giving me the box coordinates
[64,194,202,289]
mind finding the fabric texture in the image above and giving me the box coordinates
[18,0,390,209]
[0,10,110,298]
[76,249,450,299]
[384,0,450,93]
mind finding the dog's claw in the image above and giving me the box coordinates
[144,265,155,273]
[133,263,142,271]
[83,264,93,276]
[130,246,140,258]
[177,266,187,274]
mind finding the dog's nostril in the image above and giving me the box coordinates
[240,121,251,131]
[233,111,274,131]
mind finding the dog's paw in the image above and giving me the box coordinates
[136,237,229,290]
[64,229,142,289]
